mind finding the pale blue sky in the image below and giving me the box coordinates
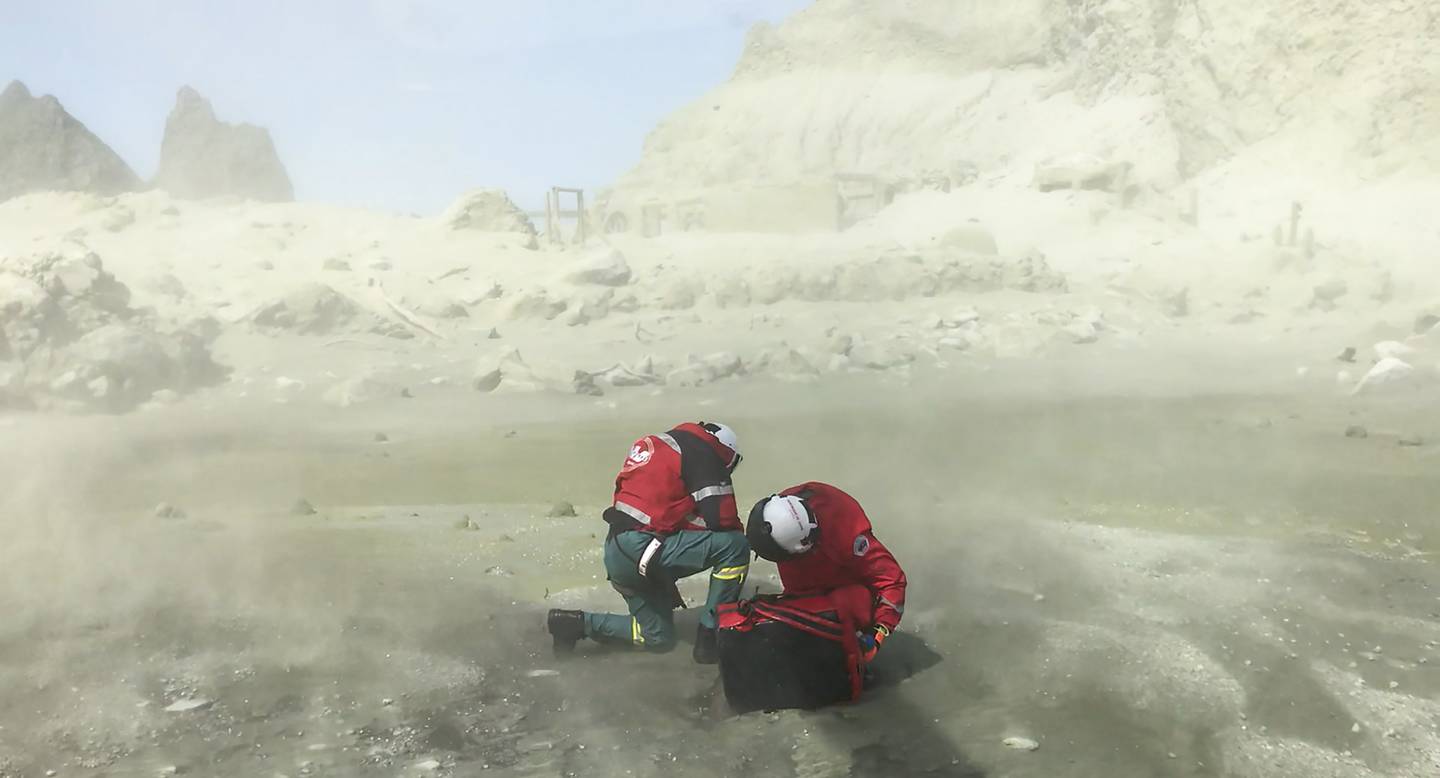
[1,0,808,213]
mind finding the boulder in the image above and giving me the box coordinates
[153,86,293,202]
[1061,320,1100,345]
[710,277,752,308]
[654,277,701,310]
[848,339,916,370]
[441,189,538,248]
[412,297,469,319]
[249,283,362,334]
[564,248,632,287]
[44,323,219,412]
[504,290,567,321]
[570,370,603,396]
[665,352,745,388]
[0,80,140,201]
[597,362,661,388]
[0,248,223,411]
[752,346,819,381]
[564,290,613,327]
[1352,357,1418,395]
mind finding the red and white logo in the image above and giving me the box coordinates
[622,437,654,472]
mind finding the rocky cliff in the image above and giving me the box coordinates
[0,80,140,201]
[153,86,293,202]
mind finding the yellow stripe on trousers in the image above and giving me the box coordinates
[712,565,748,581]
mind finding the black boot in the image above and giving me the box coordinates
[547,609,586,656]
[693,624,719,665]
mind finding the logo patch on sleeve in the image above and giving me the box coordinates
[852,534,870,556]
[622,438,654,472]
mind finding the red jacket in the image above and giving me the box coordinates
[611,423,741,535]
[774,482,907,632]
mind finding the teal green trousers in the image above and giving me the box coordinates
[583,529,749,652]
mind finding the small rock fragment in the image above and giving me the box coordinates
[414,758,441,771]
[547,501,577,518]
[291,498,318,516]
[571,370,603,397]
[1398,435,1424,447]
[1345,425,1368,439]
[1336,346,1356,363]
[164,698,212,713]
[1002,736,1039,751]
[153,502,186,519]
[374,432,389,442]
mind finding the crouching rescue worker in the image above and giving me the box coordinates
[547,422,749,664]
[745,482,907,664]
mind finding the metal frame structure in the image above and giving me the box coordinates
[544,186,586,245]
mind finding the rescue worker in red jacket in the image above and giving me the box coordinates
[745,483,906,663]
[547,422,749,664]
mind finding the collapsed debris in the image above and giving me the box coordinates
[0,246,224,412]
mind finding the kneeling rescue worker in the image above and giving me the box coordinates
[746,482,907,663]
[547,421,749,663]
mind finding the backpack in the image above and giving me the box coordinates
[716,589,866,713]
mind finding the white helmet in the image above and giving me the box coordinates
[748,494,819,560]
[700,421,742,470]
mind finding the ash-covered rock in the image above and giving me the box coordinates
[248,283,362,335]
[0,246,225,412]
[441,188,538,248]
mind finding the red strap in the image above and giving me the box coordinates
[751,603,845,642]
